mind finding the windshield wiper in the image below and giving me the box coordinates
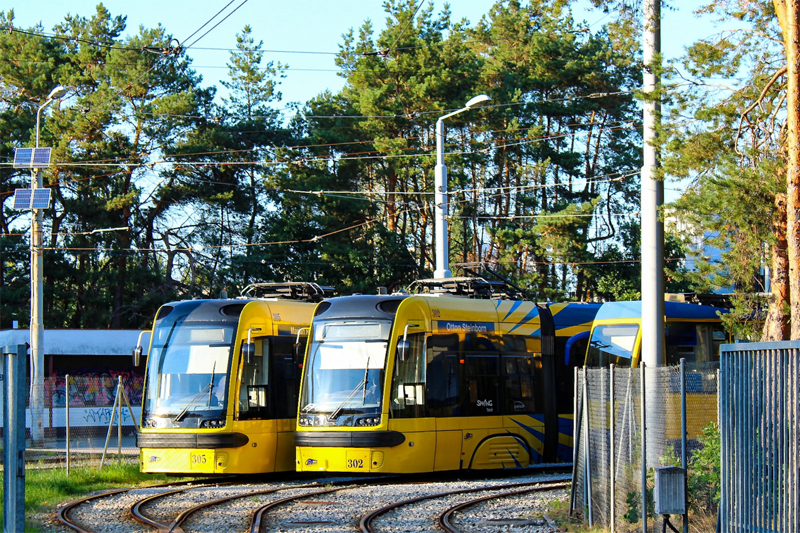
[173,383,212,423]
[206,361,217,408]
[328,356,370,422]
[327,381,366,422]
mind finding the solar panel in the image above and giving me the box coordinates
[13,147,52,168]
[11,188,52,210]
[12,189,32,209]
[31,188,52,209]
[12,148,33,168]
[32,148,52,168]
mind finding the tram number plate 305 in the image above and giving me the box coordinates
[345,451,368,470]
[190,452,210,469]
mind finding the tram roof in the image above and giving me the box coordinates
[594,300,728,322]
[548,302,602,329]
[313,294,412,321]
[157,298,259,322]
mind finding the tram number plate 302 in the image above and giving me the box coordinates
[345,451,368,470]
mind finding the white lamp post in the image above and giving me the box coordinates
[433,94,491,279]
[30,85,67,445]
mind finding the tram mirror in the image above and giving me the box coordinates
[292,343,303,359]
[132,346,143,367]
[242,342,256,364]
[396,339,410,362]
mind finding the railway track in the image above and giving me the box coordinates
[53,467,570,533]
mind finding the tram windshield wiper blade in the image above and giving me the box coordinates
[174,382,213,423]
[327,380,366,422]
[328,356,370,422]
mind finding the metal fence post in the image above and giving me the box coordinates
[641,361,647,533]
[3,344,26,533]
[680,359,688,533]
[65,374,70,476]
[610,363,616,533]
[584,367,593,526]
[117,375,122,466]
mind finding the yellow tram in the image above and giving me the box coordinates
[294,277,565,473]
[135,282,331,475]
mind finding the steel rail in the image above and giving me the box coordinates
[248,486,346,533]
[56,478,238,533]
[358,476,570,533]
[138,480,348,533]
[438,482,570,532]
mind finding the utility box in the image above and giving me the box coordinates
[654,466,686,515]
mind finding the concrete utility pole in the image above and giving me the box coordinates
[641,0,664,368]
[30,85,67,445]
[434,94,491,279]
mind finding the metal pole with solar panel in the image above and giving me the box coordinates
[12,85,68,446]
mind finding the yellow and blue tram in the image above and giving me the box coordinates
[583,300,731,368]
[136,282,331,475]
[548,302,602,460]
[294,278,573,473]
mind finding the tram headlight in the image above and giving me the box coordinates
[298,416,313,426]
[355,416,380,427]
[200,419,225,428]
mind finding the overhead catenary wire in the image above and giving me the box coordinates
[184,0,250,50]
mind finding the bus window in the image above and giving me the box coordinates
[586,325,638,367]
[426,334,461,417]
[465,354,500,416]
[390,332,426,418]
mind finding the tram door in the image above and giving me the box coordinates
[426,334,463,470]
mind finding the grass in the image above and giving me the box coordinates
[0,463,194,532]
[548,499,609,533]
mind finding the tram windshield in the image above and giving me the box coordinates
[142,320,235,428]
[299,320,391,426]
[585,324,638,367]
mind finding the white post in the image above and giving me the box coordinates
[29,104,47,446]
[434,117,451,279]
[640,0,664,369]
[432,95,491,279]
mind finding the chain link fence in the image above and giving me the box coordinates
[13,373,142,469]
[571,362,719,533]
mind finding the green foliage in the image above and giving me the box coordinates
[662,3,785,338]
[688,422,721,514]
[1,1,706,327]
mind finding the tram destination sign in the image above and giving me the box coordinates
[434,321,495,333]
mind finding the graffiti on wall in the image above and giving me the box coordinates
[45,370,144,409]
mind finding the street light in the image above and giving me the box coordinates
[30,84,67,445]
[433,94,491,279]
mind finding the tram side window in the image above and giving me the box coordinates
[239,338,270,420]
[465,354,500,416]
[665,322,727,366]
[270,337,304,419]
[426,334,462,417]
[390,332,426,418]
[504,356,536,414]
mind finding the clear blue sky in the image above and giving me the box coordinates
[3,1,723,107]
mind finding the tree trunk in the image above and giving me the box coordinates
[763,193,791,340]
[776,0,800,339]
